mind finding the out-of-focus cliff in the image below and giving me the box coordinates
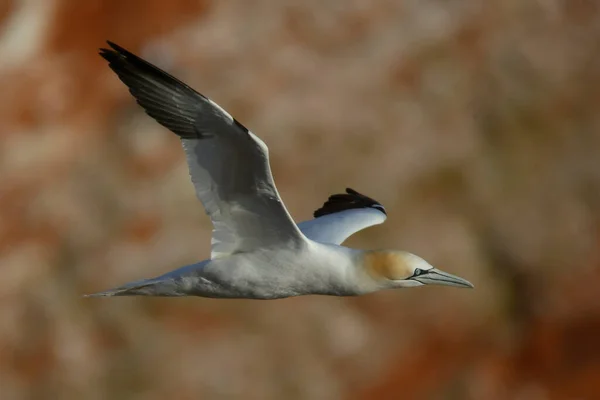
[1,1,599,399]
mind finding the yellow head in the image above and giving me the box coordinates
[363,250,474,289]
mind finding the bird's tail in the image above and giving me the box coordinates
[84,277,182,298]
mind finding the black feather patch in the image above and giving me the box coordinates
[313,188,386,218]
[99,41,242,139]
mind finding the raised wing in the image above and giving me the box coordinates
[100,41,306,258]
[297,188,387,245]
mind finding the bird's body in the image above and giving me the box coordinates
[121,244,364,299]
[92,242,384,299]
[88,41,473,300]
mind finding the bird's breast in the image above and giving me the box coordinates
[204,244,361,298]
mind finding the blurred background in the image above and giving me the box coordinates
[1,0,599,399]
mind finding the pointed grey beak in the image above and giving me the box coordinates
[413,268,474,288]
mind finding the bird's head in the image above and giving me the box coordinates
[363,250,474,289]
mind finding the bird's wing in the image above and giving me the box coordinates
[297,188,387,245]
[100,41,306,259]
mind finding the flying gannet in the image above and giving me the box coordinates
[87,41,473,299]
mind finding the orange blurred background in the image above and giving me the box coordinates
[1,1,600,399]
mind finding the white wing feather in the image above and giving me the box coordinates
[100,42,306,259]
[298,208,387,245]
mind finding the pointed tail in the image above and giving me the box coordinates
[84,277,182,298]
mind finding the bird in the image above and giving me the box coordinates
[87,41,473,299]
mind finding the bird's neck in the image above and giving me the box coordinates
[306,243,382,296]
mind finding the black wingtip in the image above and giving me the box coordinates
[313,188,386,218]
[105,40,126,54]
[100,40,117,53]
[98,41,128,65]
[98,39,211,139]
[99,41,138,64]
[98,48,114,60]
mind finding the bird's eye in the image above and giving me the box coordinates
[413,268,422,277]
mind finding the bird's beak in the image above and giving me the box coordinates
[413,268,474,288]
